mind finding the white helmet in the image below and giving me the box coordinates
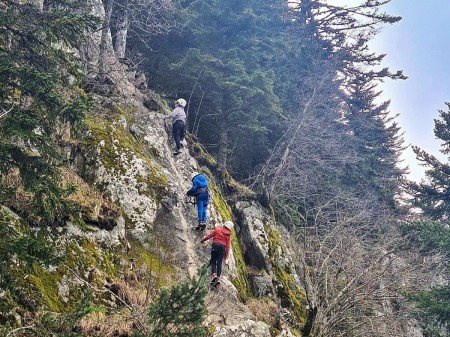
[191,171,199,181]
[224,221,234,230]
[176,98,187,107]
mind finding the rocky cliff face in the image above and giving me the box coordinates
[0,1,308,334]
[64,86,307,335]
[3,86,307,335]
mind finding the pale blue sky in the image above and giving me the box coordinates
[368,0,450,181]
[331,0,450,181]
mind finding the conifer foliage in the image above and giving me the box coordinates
[407,102,450,335]
[144,267,209,337]
[0,208,56,317]
[411,103,450,220]
[0,0,97,225]
[143,0,287,177]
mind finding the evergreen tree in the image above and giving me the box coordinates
[401,221,450,336]
[0,208,56,317]
[407,102,450,335]
[144,267,209,337]
[411,103,450,220]
[292,0,406,210]
[343,76,407,209]
[142,0,288,178]
[0,0,97,225]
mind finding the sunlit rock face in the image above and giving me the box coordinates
[214,320,271,337]
[63,96,303,334]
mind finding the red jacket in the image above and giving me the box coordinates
[201,227,232,260]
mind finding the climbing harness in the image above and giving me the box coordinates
[185,195,197,206]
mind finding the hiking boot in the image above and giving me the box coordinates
[210,274,218,283]
[210,275,220,288]
[200,221,206,231]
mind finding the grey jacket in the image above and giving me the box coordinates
[170,107,186,124]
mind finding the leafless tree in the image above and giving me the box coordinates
[110,0,175,58]
[86,0,174,87]
[249,44,433,336]
[284,191,446,337]
[252,53,354,213]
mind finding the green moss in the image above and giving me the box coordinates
[102,251,118,276]
[205,171,232,220]
[266,225,307,326]
[202,171,251,299]
[230,228,252,300]
[190,141,217,169]
[291,328,303,336]
[207,324,217,335]
[267,227,286,256]
[69,215,98,232]
[127,238,175,287]
[135,167,169,204]
[25,236,123,314]
[0,209,67,312]
[68,238,119,279]
[116,105,138,123]
[225,177,257,199]
[85,113,169,203]
[28,264,65,312]
[85,114,143,174]
[0,206,29,234]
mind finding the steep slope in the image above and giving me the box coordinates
[72,91,302,334]
[0,0,308,334]
[0,81,306,335]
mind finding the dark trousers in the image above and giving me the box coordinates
[172,120,185,150]
[210,243,226,277]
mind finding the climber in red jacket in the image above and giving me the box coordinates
[200,221,234,286]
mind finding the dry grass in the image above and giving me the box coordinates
[1,168,34,215]
[246,298,279,327]
[60,167,121,226]
[1,166,120,227]
[78,311,139,337]
[78,275,157,336]
[108,278,150,307]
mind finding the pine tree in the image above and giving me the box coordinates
[141,0,288,178]
[407,102,450,335]
[344,76,407,210]
[0,0,97,225]
[0,207,56,318]
[291,0,407,210]
[145,267,209,337]
[411,103,450,220]
[400,221,450,336]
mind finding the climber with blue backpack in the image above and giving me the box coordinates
[186,172,209,230]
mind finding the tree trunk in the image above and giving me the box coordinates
[98,0,114,82]
[217,125,228,177]
[114,8,129,58]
